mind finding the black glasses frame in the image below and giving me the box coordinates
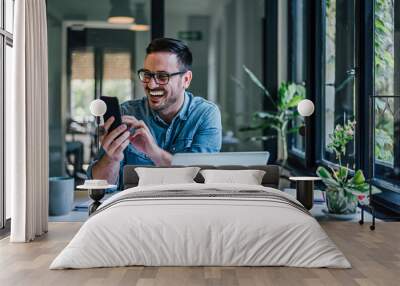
[137,69,187,85]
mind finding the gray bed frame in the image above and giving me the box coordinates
[123,165,281,190]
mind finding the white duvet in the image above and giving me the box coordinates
[50,183,351,269]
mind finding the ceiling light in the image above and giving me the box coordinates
[130,3,150,31]
[108,0,134,24]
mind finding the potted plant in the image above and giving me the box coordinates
[239,66,306,163]
[316,120,380,215]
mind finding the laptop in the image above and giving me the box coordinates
[171,151,270,166]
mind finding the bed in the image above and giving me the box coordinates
[50,165,351,269]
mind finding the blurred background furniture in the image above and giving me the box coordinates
[65,118,96,186]
[49,177,75,216]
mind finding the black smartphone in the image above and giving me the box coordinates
[100,96,123,133]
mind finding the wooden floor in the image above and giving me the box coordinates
[0,221,399,286]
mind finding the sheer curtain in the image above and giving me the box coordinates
[7,0,49,242]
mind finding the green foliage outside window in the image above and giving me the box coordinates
[374,0,395,165]
[71,79,94,121]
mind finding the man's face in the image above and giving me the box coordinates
[142,52,192,113]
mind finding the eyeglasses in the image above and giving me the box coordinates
[137,69,187,85]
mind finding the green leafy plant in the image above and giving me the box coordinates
[374,0,395,164]
[326,120,356,167]
[316,120,380,213]
[239,66,306,162]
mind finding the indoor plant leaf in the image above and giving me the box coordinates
[253,112,280,120]
[317,167,341,189]
[337,166,349,182]
[243,65,277,108]
[349,169,366,185]
[286,94,305,108]
[316,166,334,180]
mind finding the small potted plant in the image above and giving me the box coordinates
[316,120,380,215]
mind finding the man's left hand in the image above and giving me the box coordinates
[122,115,157,154]
[122,115,171,166]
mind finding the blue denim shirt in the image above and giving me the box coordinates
[87,92,222,189]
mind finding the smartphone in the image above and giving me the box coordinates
[100,96,123,134]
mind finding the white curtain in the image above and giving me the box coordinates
[7,0,49,242]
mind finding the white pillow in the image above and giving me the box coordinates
[200,169,266,185]
[135,167,200,186]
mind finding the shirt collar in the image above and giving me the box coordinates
[178,92,190,121]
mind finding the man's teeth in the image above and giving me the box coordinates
[149,90,164,97]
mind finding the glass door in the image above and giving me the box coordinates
[374,0,400,188]
[322,0,356,168]
[1,0,15,229]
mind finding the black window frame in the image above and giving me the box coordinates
[287,0,308,162]
[1,0,14,232]
[371,0,400,191]
[320,0,358,170]
[287,0,319,170]
[289,0,400,196]
[66,28,136,122]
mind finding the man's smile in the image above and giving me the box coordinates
[148,89,165,97]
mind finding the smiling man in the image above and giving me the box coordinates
[88,38,222,187]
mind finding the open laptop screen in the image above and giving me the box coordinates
[171,152,270,166]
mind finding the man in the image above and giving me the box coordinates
[87,38,222,188]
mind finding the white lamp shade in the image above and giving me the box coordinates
[297,99,315,117]
[90,99,107,117]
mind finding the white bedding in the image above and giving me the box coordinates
[50,183,351,269]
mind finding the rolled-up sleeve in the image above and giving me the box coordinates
[86,147,126,190]
[190,104,222,152]
[86,148,106,179]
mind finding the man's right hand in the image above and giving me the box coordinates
[101,116,131,162]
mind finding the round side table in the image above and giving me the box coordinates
[77,181,117,215]
[289,176,321,210]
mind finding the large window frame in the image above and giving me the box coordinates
[287,0,308,161]
[287,0,319,170]
[287,0,400,196]
[66,26,137,122]
[372,0,400,192]
[1,0,14,230]
[321,0,358,169]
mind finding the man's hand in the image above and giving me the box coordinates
[122,115,172,166]
[101,116,130,162]
[122,115,158,155]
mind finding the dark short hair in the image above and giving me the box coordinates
[146,38,192,71]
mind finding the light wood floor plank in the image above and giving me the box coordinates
[0,221,399,286]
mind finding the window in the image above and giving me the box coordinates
[102,50,133,104]
[67,28,141,123]
[374,0,400,185]
[5,0,13,33]
[288,0,308,157]
[1,0,14,229]
[64,26,149,170]
[322,0,356,168]
[70,49,135,121]
[70,49,95,121]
